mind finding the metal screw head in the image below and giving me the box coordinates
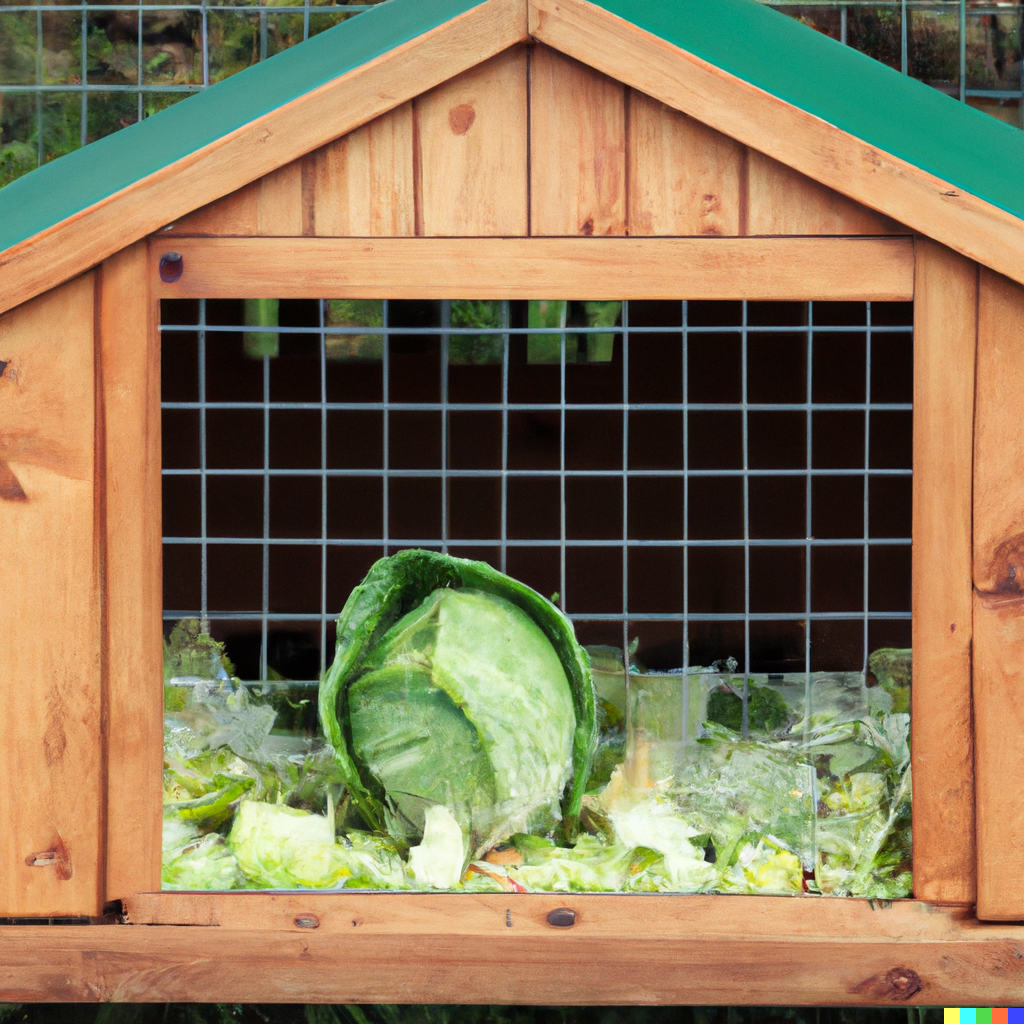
[159,252,184,283]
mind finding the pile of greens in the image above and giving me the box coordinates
[162,557,911,899]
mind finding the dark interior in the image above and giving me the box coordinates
[161,297,913,682]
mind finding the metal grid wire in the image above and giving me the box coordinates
[160,298,914,689]
[0,0,1022,183]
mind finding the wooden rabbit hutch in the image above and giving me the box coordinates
[3,0,1024,1005]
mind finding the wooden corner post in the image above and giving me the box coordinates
[974,267,1024,920]
[911,237,977,904]
[100,240,164,903]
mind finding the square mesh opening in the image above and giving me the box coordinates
[161,297,913,685]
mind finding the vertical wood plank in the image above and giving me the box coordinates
[974,267,1024,920]
[415,46,528,236]
[160,184,259,237]
[310,104,415,237]
[101,242,164,901]
[530,45,625,236]
[911,238,977,904]
[0,275,103,916]
[257,160,304,236]
[627,90,742,236]
[746,150,902,236]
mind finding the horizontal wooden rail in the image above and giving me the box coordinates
[2,896,1023,1004]
[150,235,914,301]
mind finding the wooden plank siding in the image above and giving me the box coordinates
[910,238,977,904]
[163,45,899,241]
[415,45,529,235]
[0,274,105,917]
[974,268,1024,921]
[99,242,165,903]
[307,103,415,237]
[529,46,627,235]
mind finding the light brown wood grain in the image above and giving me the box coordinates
[151,236,914,301]
[528,0,1024,283]
[0,275,104,917]
[308,103,415,236]
[0,0,528,315]
[911,238,977,904]
[530,45,626,236]
[123,890,967,939]
[99,243,164,903]
[974,267,1024,921]
[627,90,742,236]
[161,184,258,237]
[746,150,902,236]
[415,46,528,235]
[10,899,1024,1005]
[256,160,304,236]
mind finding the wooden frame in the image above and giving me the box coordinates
[2,0,1020,992]
[0,230,980,1006]
[149,236,914,301]
[4,897,1024,1005]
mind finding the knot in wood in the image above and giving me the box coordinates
[448,104,476,136]
[546,907,576,928]
[854,966,923,1002]
[294,915,320,929]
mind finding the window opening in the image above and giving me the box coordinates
[161,298,913,897]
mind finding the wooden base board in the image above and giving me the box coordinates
[0,895,1012,1005]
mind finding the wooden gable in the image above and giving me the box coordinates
[162,47,901,242]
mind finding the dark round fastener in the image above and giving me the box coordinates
[546,907,576,928]
[159,252,184,283]
[294,915,320,929]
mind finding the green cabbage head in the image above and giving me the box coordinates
[319,550,596,856]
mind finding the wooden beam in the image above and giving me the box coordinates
[99,242,164,903]
[528,0,1024,289]
[0,0,528,316]
[911,238,977,904]
[0,274,104,917]
[150,236,914,301]
[974,268,1024,921]
[6,898,1024,1004]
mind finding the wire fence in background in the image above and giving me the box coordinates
[159,297,913,687]
[0,0,1021,187]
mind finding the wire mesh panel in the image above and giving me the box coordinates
[161,297,912,686]
[160,296,913,895]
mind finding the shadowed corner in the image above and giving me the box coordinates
[0,460,26,502]
[0,360,22,500]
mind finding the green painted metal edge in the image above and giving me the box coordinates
[592,0,1024,224]
[0,0,485,254]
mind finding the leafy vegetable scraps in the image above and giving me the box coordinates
[161,587,911,898]
[318,550,597,855]
[706,681,791,734]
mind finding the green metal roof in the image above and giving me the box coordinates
[2,0,1024,257]
[0,0,482,254]
[592,0,1024,223]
